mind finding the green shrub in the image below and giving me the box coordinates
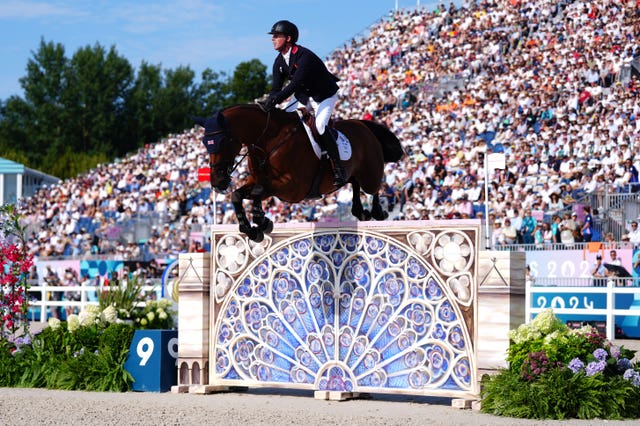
[483,309,640,420]
[0,309,134,391]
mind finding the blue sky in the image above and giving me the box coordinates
[0,0,446,100]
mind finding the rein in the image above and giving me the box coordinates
[209,108,300,177]
[247,111,300,169]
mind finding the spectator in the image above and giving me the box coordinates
[12,0,640,258]
[521,210,537,245]
[592,254,607,287]
[608,250,622,267]
[491,218,503,249]
[627,221,640,248]
[502,218,517,245]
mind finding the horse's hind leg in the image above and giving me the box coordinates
[350,181,371,221]
[371,194,388,220]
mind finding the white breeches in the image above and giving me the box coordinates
[285,93,338,135]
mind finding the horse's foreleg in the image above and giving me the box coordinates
[231,188,251,233]
[250,198,273,234]
[249,185,273,234]
[231,187,263,241]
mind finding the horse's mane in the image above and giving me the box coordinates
[223,103,301,126]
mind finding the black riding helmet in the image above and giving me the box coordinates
[268,20,299,44]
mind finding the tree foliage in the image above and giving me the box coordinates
[0,39,269,179]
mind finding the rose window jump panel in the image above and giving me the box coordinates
[210,222,479,398]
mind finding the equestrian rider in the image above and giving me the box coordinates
[264,19,347,187]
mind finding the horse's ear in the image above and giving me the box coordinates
[216,112,226,126]
[191,115,206,127]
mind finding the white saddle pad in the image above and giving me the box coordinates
[297,112,352,161]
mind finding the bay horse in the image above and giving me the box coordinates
[192,104,403,242]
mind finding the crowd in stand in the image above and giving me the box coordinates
[15,0,640,260]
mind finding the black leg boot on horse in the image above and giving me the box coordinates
[319,131,347,188]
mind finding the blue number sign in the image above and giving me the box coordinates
[124,329,178,392]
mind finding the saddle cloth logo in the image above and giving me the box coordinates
[299,116,352,161]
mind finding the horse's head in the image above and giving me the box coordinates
[192,112,242,192]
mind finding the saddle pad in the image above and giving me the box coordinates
[297,112,352,161]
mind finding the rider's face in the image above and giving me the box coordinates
[272,33,289,53]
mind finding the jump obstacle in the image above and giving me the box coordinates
[171,220,525,400]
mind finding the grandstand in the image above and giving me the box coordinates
[13,0,640,267]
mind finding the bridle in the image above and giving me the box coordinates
[204,128,247,178]
[206,109,300,179]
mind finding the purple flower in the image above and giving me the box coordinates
[568,358,584,373]
[593,348,608,362]
[609,345,621,359]
[618,358,632,372]
[623,369,640,386]
[585,360,606,376]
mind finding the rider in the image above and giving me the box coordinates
[264,19,347,187]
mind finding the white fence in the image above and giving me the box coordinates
[526,278,640,341]
[27,279,163,322]
[26,274,640,342]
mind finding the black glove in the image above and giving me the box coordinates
[264,94,279,112]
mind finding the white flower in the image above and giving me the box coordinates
[48,317,61,331]
[78,310,97,326]
[158,299,171,309]
[146,311,155,321]
[85,304,101,315]
[67,314,80,332]
[509,323,542,344]
[100,305,117,323]
[543,330,562,345]
[531,308,564,335]
[158,310,167,320]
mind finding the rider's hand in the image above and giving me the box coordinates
[264,94,279,112]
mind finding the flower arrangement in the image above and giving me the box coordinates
[482,309,640,419]
[97,276,147,322]
[1,206,177,392]
[1,304,134,391]
[97,276,176,330]
[0,204,33,338]
[134,298,176,329]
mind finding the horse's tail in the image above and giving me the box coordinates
[355,120,405,163]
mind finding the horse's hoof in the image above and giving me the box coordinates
[372,210,388,221]
[248,227,264,243]
[362,210,372,221]
[260,219,274,234]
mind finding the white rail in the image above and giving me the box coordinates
[27,281,162,322]
[526,278,640,340]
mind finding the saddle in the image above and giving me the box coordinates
[298,108,338,142]
[297,108,338,199]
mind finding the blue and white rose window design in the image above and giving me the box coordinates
[212,229,476,394]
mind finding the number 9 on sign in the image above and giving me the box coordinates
[137,337,154,366]
[137,336,179,366]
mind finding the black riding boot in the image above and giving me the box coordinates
[320,131,347,187]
